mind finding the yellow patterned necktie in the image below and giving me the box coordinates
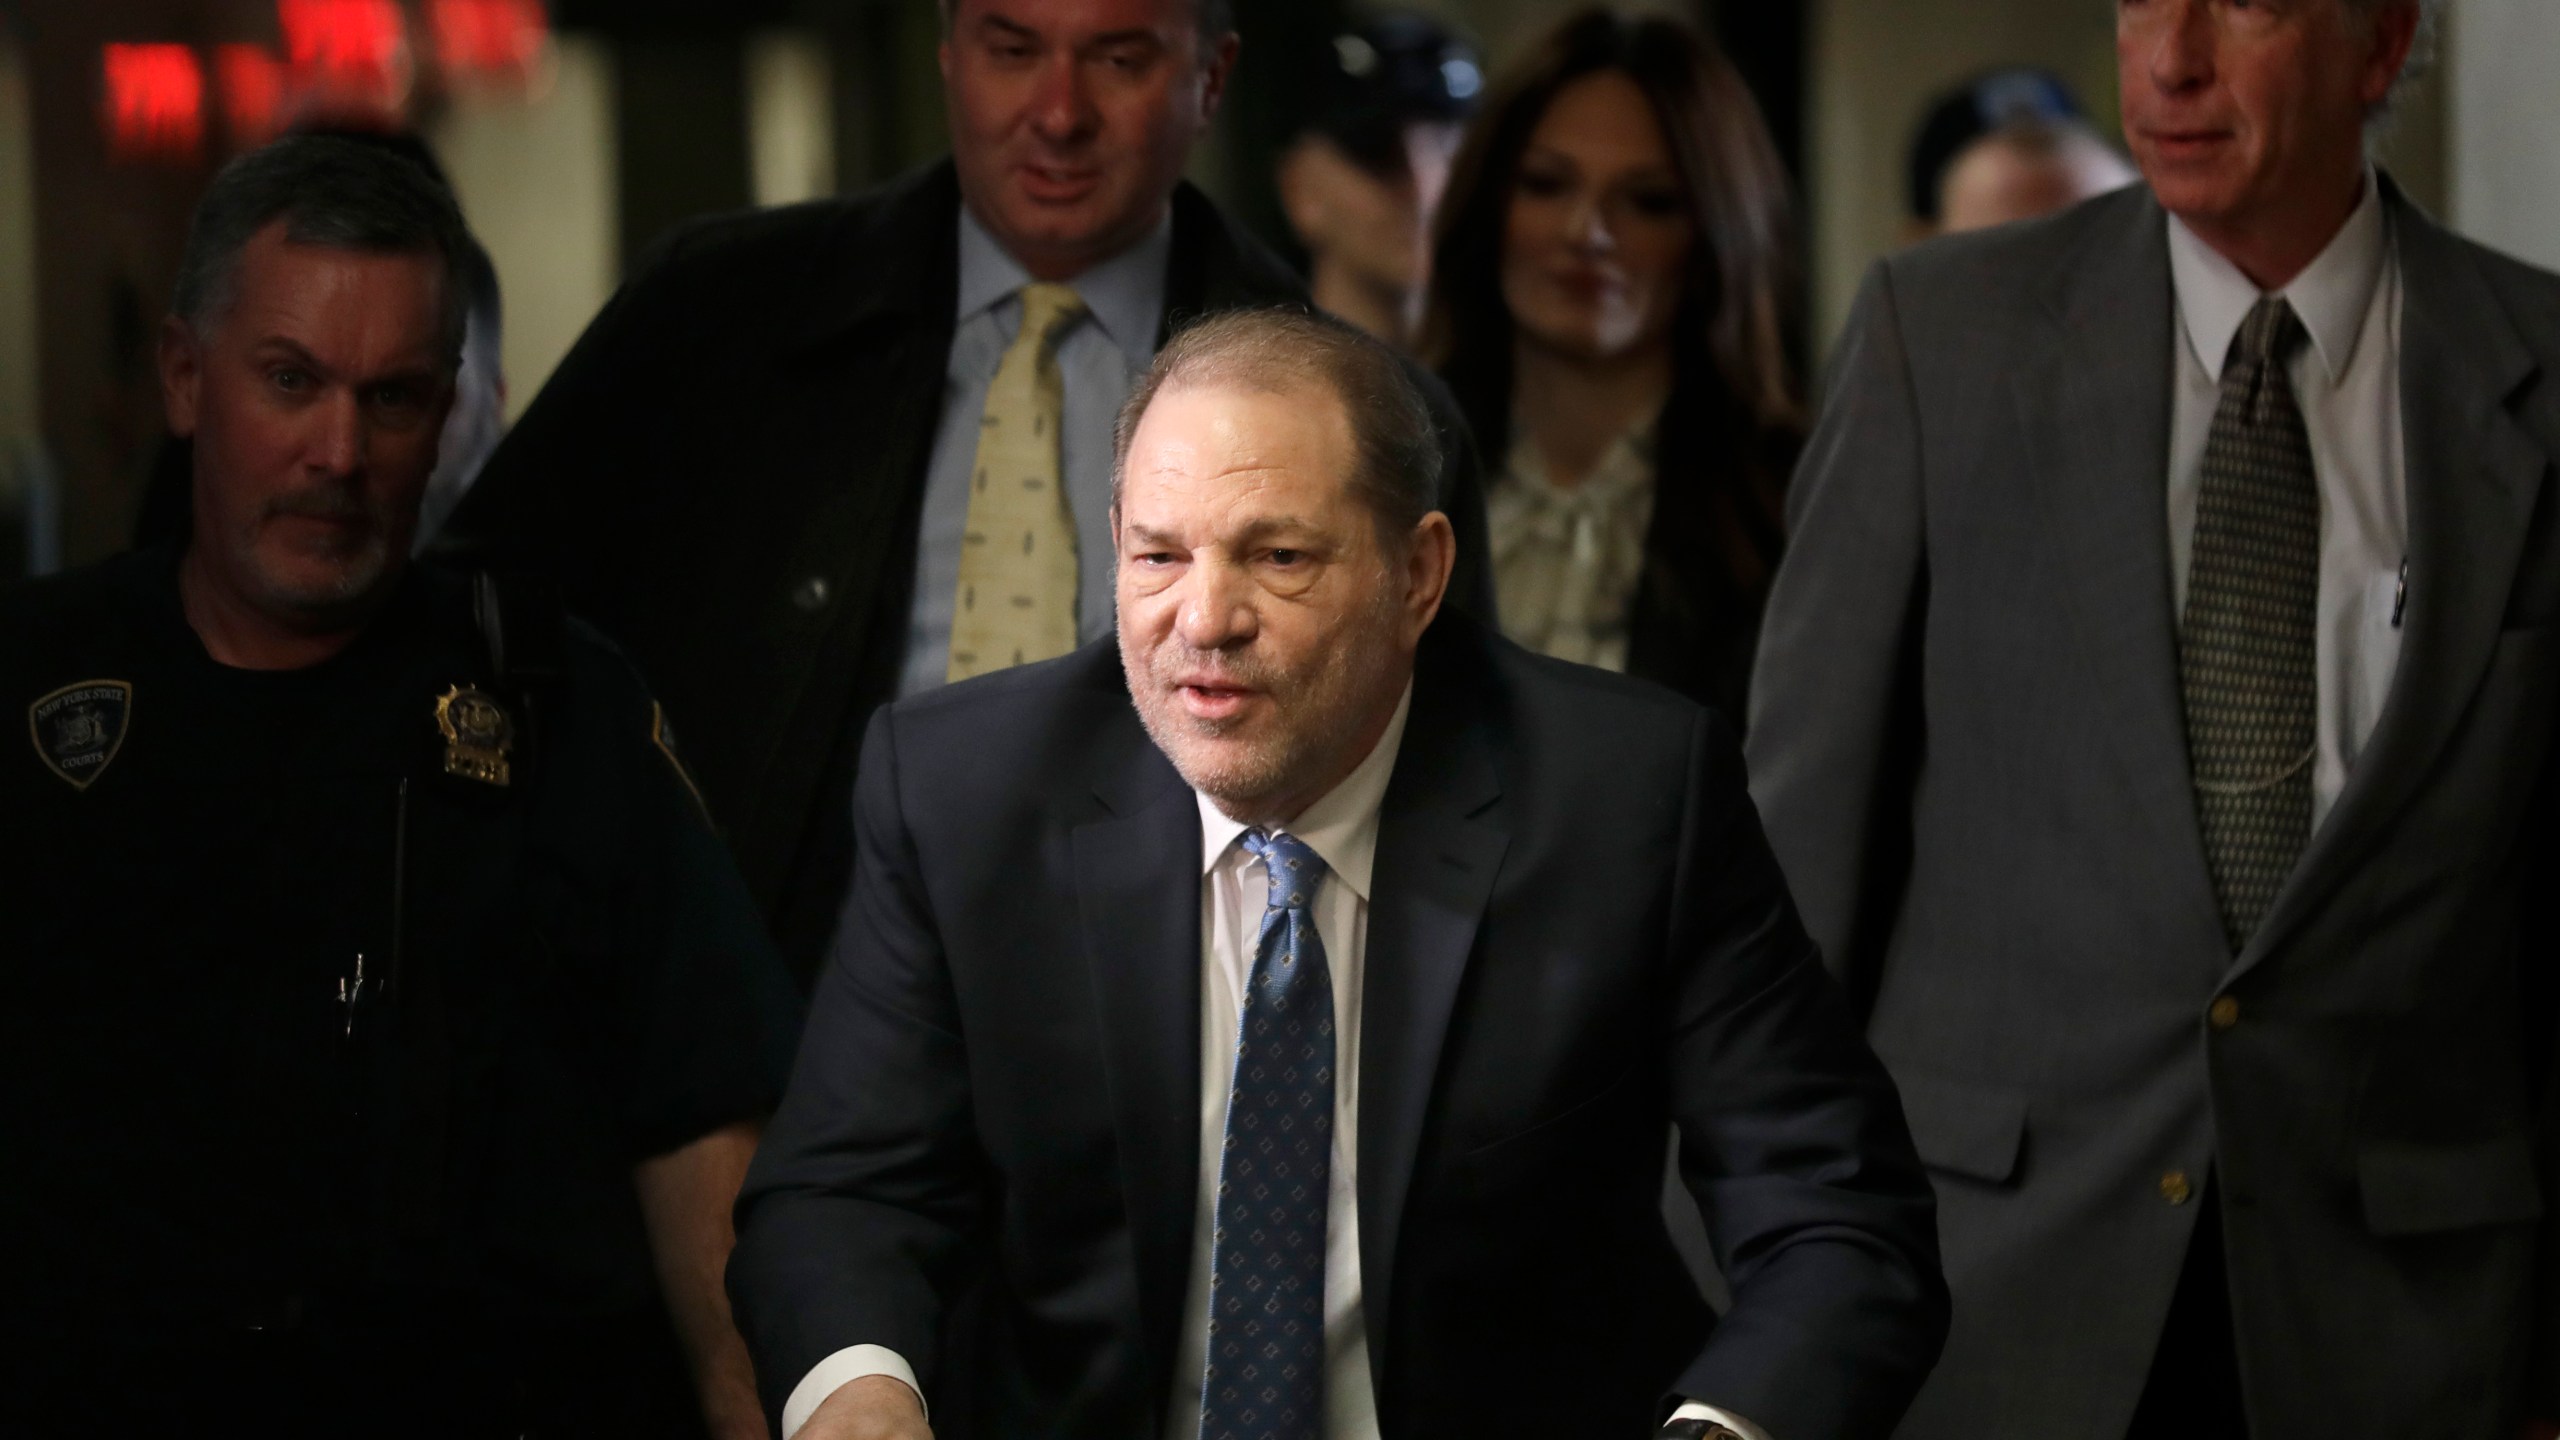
[947,282,1089,682]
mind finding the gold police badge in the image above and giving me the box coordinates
[434,684,514,787]
[29,679,132,791]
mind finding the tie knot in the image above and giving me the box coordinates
[2235,295,2307,371]
[1240,828,1327,912]
[1016,282,1087,345]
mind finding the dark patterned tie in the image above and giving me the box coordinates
[1199,829,1333,1440]
[2179,296,2319,952]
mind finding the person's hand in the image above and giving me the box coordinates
[2520,1420,2559,1440]
[796,1374,933,1440]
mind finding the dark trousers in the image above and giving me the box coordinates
[2126,1179,2250,1438]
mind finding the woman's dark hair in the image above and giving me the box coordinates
[1420,7,1804,709]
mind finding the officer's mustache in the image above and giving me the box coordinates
[261,486,393,533]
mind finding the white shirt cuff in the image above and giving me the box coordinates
[781,1345,925,1439]
[1671,1401,1777,1440]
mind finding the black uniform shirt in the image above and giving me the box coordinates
[0,546,800,1356]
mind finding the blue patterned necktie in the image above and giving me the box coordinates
[1200,829,1334,1440]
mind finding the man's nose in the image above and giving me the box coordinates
[2145,0,2217,94]
[1028,53,1099,144]
[1174,559,1257,651]
[307,390,365,479]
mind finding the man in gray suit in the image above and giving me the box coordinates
[1749,0,2560,1435]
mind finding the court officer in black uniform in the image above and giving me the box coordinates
[0,136,798,1439]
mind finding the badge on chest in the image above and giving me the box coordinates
[28,680,133,791]
[434,684,515,787]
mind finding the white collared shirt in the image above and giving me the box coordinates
[2165,173,2407,829]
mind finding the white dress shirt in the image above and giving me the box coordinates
[2165,173,2406,829]
[784,683,1765,1439]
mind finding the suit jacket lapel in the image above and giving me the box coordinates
[2236,188,2547,977]
[1071,722,1203,1403]
[2017,191,2230,970]
[1355,629,1508,1396]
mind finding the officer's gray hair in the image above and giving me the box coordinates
[1114,308,1442,546]
[171,134,472,367]
[935,0,1235,53]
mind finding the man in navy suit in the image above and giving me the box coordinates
[728,309,1948,1439]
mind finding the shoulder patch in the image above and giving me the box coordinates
[650,702,713,825]
[29,680,132,790]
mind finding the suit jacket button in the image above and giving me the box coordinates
[2159,1170,2193,1206]
[2208,996,2241,1030]
[792,576,832,612]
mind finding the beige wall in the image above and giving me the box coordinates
[2448,0,2560,272]
[749,30,837,208]
[427,36,620,423]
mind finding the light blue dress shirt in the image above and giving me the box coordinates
[894,207,1172,698]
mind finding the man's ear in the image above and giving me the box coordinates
[2359,0,2422,109]
[1196,31,1241,125]
[158,314,204,439]
[1401,510,1456,642]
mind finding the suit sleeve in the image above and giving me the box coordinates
[726,706,987,1424]
[1664,707,1949,1438]
[1744,260,1929,1005]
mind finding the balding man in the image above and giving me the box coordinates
[1752,0,2560,1435]
[731,309,1946,1440]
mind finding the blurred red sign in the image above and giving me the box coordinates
[430,0,549,79]
[103,44,205,162]
[276,0,411,109]
[216,45,290,147]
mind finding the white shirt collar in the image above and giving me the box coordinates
[954,203,1171,367]
[1194,683,1413,903]
[2166,168,2390,385]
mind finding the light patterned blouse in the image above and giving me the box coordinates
[1487,423,1659,672]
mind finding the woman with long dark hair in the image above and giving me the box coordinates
[1422,6,1803,719]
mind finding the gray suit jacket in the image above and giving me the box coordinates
[1747,179,2560,1438]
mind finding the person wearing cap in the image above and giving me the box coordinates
[1902,68,2134,240]
[1274,12,1481,346]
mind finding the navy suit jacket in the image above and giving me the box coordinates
[728,614,1947,1437]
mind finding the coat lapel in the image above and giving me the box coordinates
[2016,191,2230,969]
[1354,630,1508,1395]
[2234,191,2548,977]
[1071,726,1204,1404]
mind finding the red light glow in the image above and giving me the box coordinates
[276,0,411,110]
[103,44,205,162]
[278,0,405,72]
[431,0,550,78]
[216,45,289,147]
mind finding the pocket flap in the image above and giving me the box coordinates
[1889,1063,2027,1184]
[2358,1133,2543,1236]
